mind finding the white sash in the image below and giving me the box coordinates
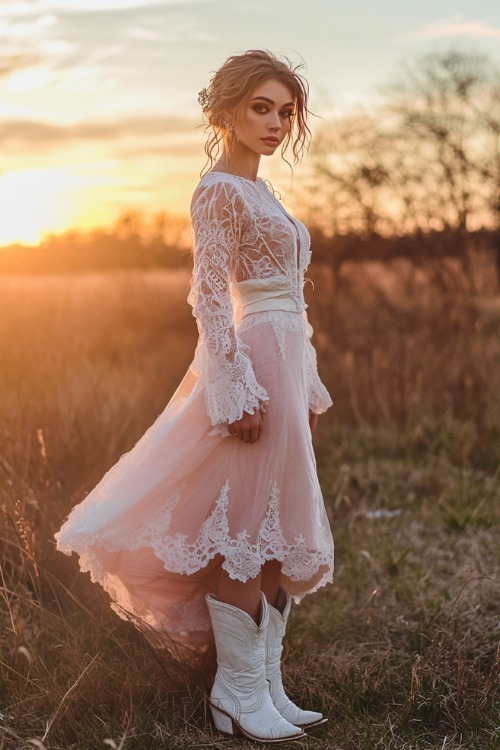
[231,275,304,319]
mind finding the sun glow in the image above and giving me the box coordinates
[0,166,123,246]
[0,168,79,245]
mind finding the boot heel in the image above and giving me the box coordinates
[210,704,235,735]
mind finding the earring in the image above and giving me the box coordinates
[226,122,235,137]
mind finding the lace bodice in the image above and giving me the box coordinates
[187,172,332,426]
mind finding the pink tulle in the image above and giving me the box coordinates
[55,320,334,650]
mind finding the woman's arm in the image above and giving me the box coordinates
[188,180,269,431]
[302,310,333,416]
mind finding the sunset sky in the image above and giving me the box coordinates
[1,0,500,245]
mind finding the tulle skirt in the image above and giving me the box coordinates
[55,317,334,651]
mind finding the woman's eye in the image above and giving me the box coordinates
[252,104,294,118]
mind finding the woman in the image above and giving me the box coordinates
[55,49,334,744]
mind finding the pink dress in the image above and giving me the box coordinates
[55,172,334,651]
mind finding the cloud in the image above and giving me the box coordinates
[124,25,165,41]
[400,15,500,41]
[0,115,197,148]
[114,140,200,159]
[0,11,74,73]
[56,1,167,9]
[0,12,57,35]
[0,53,42,78]
[123,21,215,44]
[39,39,77,57]
[0,1,206,14]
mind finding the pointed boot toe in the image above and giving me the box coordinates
[266,587,327,729]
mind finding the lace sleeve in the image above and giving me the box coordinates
[302,311,333,414]
[188,179,269,426]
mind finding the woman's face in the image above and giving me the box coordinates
[232,78,295,157]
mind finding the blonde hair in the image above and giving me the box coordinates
[198,49,312,176]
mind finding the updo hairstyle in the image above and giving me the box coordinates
[198,49,312,175]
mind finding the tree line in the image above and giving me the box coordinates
[0,212,192,274]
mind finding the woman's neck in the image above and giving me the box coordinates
[213,146,261,182]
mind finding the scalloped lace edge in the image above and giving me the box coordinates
[57,479,334,635]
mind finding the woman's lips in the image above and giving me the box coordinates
[261,137,279,145]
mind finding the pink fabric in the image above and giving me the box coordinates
[55,173,334,651]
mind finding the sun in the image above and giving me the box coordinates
[0,167,108,245]
[0,168,78,246]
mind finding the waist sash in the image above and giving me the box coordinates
[231,275,304,319]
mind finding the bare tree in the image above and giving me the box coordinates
[306,113,393,237]
[306,50,500,290]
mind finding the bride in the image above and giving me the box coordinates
[56,48,334,744]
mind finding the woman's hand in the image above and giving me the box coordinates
[229,405,265,444]
[309,410,319,433]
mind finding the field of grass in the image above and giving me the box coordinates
[0,266,499,749]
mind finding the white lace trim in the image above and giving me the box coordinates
[238,310,304,360]
[57,480,334,626]
[302,312,334,414]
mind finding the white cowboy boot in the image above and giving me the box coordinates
[266,587,327,728]
[206,593,304,743]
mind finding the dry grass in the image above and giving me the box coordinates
[0,266,499,750]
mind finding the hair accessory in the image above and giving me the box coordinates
[198,87,212,111]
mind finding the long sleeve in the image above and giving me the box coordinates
[188,180,269,426]
[302,311,333,414]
